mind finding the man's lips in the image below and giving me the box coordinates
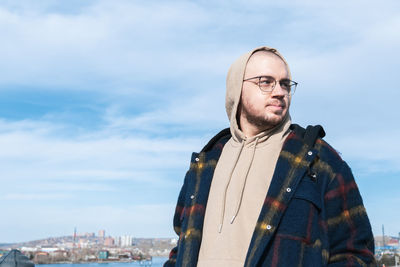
[267,102,285,109]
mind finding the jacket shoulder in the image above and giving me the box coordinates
[315,138,343,162]
[200,128,231,153]
[289,123,344,170]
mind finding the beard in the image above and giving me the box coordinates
[239,100,287,131]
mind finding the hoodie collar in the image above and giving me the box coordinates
[230,114,292,147]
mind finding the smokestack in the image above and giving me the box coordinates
[73,227,77,248]
[382,224,386,247]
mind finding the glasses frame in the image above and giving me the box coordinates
[243,75,298,96]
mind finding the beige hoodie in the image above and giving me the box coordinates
[197,46,292,267]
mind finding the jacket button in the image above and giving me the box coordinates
[286,187,291,193]
[266,225,272,230]
[307,151,313,156]
[195,157,199,162]
[190,195,195,199]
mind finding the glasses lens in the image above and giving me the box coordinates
[258,77,275,91]
[280,80,291,90]
[279,80,297,95]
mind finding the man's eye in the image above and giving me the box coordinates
[280,80,291,89]
[281,82,290,88]
[259,78,274,85]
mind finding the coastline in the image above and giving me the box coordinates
[36,259,152,265]
[35,257,167,266]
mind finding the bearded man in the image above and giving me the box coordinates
[164,46,375,267]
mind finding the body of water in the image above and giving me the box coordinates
[37,258,168,267]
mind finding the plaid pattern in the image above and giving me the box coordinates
[164,128,375,267]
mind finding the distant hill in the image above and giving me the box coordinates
[0,235,176,251]
[0,236,74,249]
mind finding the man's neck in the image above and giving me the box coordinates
[239,120,272,138]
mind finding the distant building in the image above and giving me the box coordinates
[64,242,74,249]
[40,247,58,253]
[78,239,89,248]
[98,230,105,238]
[34,251,50,264]
[98,250,109,260]
[113,236,121,247]
[77,232,95,238]
[387,238,399,247]
[375,235,400,248]
[20,247,37,252]
[50,250,68,257]
[104,237,114,247]
[49,250,68,262]
[120,236,133,247]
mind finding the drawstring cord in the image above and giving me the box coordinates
[218,140,245,233]
[230,137,259,224]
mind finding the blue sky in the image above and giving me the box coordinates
[1,0,399,243]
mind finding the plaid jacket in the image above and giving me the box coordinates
[164,127,375,267]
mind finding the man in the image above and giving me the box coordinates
[164,46,375,266]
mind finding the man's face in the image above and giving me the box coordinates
[239,52,290,131]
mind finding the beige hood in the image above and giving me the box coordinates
[225,46,292,139]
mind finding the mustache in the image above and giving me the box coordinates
[267,101,286,107]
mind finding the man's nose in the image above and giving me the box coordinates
[271,83,286,97]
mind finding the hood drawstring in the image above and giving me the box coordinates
[218,140,245,233]
[230,137,259,224]
[218,136,260,233]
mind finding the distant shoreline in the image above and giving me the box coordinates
[36,261,151,265]
[36,258,162,265]
[35,256,168,267]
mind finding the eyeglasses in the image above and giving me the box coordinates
[243,75,298,96]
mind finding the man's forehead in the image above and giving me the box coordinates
[245,50,289,75]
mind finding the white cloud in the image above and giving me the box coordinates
[0,1,235,90]
[328,130,400,173]
[0,118,201,181]
[102,93,227,136]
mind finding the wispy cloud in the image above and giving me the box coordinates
[0,118,201,181]
[2,193,73,201]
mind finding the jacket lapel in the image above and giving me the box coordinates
[244,132,318,267]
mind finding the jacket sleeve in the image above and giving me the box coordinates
[325,161,376,266]
[164,173,188,267]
